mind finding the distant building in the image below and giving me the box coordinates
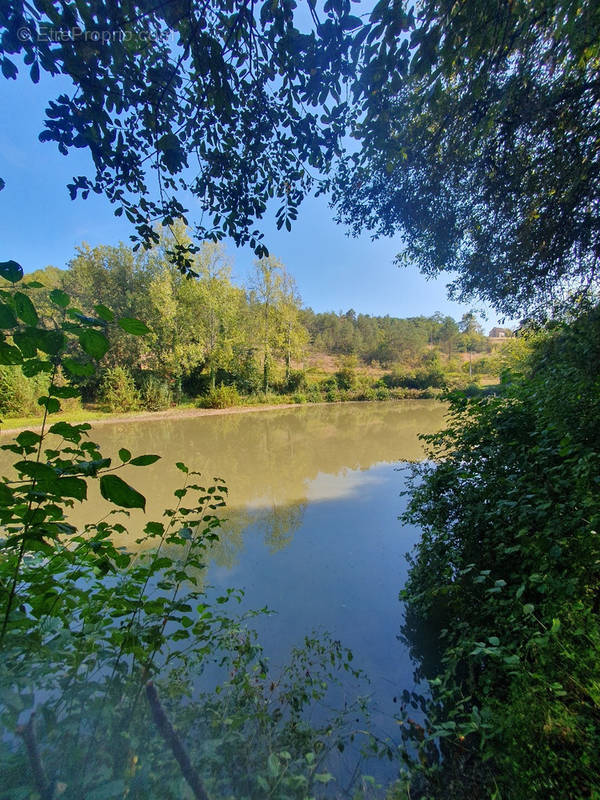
[488,327,511,338]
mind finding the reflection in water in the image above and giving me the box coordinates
[0,401,446,783]
[53,400,445,554]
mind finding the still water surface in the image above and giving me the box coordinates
[7,400,446,783]
[80,402,444,747]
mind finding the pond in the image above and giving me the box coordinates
[78,402,443,768]
[3,400,447,789]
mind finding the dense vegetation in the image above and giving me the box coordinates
[392,306,600,798]
[1,230,497,421]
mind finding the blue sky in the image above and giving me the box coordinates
[1,71,509,332]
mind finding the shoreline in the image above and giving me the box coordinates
[0,398,441,436]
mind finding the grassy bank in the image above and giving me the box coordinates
[0,388,443,435]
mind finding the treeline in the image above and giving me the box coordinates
[301,308,491,363]
[0,227,502,417]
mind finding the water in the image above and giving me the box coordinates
[2,400,446,788]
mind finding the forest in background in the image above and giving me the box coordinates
[0,225,511,421]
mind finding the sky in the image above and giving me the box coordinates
[0,70,510,332]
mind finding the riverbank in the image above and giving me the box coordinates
[0,395,445,436]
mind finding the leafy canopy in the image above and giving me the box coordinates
[1,0,362,257]
[335,0,600,316]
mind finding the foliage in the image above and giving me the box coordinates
[398,305,600,798]
[0,0,362,258]
[139,373,173,412]
[0,365,48,417]
[197,384,241,409]
[100,365,140,413]
[335,0,600,315]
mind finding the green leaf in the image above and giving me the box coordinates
[267,753,280,777]
[49,288,70,308]
[79,329,110,360]
[16,430,41,447]
[21,358,52,377]
[34,329,65,355]
[0,482,14,504]
[13,329,39,358]
[38,396,61,413]
[15,460,57,481]
[63,358,95,377]
[94,304,115,322]
[52,476,87,501]
[14,292,38,326]
[314,772,335,784]
[100,474,146,510]
[119,448,131,462]
[49,421,86,442]
[0,302,17,328]
[118,317,150,335]
[0,341,23,365]
[129,454,161,466]
[0,260,23,283]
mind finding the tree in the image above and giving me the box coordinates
[459,312,484,377]
[437,316,460,358]
[278,267,308,381]
[248,255,285,393]
[335,0,600,316]
[1,0,361,259]
[194,242,244,388]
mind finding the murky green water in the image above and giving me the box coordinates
[3,400,446,782]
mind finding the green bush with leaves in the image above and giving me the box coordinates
[139,373,173,411]
[397,304,600,798]
[100,365,140,413]
[0,366,48,418]
[197,384,241,409]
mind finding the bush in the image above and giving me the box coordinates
[335,366,357,390]
[356,387,377,401]
[305,384,323,403]
[292,392,307,404]
[100,366,140,412]
[400,306,600,798]
[197,383,241,408]
[0,366,48,417]
[285,369,307,392]
[375,386,390,400]
[231,350,262,394]
[320,376,338,393]
[139,373,173,411]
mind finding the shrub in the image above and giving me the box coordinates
[140,373,173,411]
[285,369,307,392]
[335,366,357,390]
[292,392,307,404]
[100,366,140,412]
[320,376,338,393]
[0,366,48,417]
[306,384,322,403]
[375,386,390,400]
[198,383,241,408]
[356,387,377,401]
[232,350,262,394]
